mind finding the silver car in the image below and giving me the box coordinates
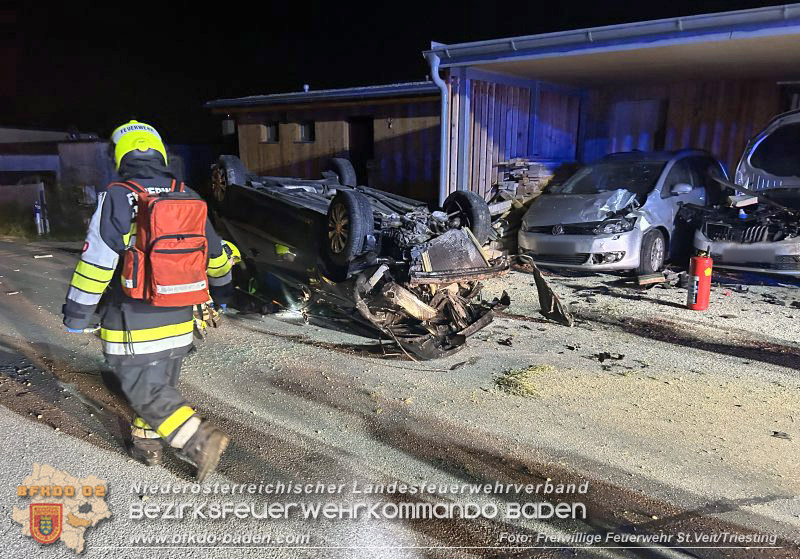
[519,150,726,274]
[691,110,800,276]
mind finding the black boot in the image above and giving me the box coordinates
[128,435,163,466]
[175,420,229,482]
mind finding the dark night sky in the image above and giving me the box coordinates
[9,1,788,143]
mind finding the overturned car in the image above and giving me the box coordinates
[686,110,800,276]
[209,155,509,359]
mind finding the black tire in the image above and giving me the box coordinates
[443,190,492,245]
[323,190,373,278]
[210,155,248,204]
[327,158,358,187]
[636,229,666,275]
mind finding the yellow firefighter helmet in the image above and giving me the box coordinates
[111,120,168,170]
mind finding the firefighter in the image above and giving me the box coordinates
[62,120,234,481]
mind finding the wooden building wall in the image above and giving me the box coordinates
[234,98,440,203]
[446,73,581,199]
[581,80,781,172]
[229,78,783,206]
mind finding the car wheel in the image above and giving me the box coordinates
[636,229,666,275]
[323,190,373,278]
[443,190,492,245]
[327,158,358,187]
[211,155,248,203]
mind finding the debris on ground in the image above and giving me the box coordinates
[449,356,481,371]
[495,364,553,397]
[497,337,513,346]
[593,352,625,363]
[771,431,792,441]
[637,273,669,286]
[32,254,53,259]
[762,293,787,306]
[515,255,574,327]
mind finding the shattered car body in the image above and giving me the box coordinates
[518,150,726,274]
[210,155,509,359]
[689,110,800,276]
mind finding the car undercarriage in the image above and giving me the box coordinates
[209,156,515,359]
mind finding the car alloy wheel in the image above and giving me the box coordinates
[210,166,227,203]
[328,202,350,254]
[650,236,665,270]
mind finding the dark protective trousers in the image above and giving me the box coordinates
[109,356,190,444]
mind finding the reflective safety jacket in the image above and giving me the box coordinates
[63,177,233,365]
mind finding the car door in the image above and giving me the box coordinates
[661,157,705,211]
[659,157,705,258]
[690,156,728,205]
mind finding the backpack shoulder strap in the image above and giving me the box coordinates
[109,180,146,194]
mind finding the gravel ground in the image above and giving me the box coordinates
[0,239,798,558]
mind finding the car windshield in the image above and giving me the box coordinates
[550,160,665,196]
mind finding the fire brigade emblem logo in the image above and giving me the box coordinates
[30,503,62,544]
[13,463,110,553]
[552,224,564,235]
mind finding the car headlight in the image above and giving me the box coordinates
[592,218,635,235]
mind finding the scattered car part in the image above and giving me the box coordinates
[515,255,574,327]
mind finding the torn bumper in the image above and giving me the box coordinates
[518,229,642,270]
[693,230,800,276]
[349,268,510,360]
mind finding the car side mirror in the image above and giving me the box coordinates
[670,183,693,195]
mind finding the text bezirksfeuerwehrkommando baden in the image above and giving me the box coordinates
[130,500,587,521]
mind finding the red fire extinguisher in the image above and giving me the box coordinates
[687,254,713,311]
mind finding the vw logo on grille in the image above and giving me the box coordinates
[552,224,564,235]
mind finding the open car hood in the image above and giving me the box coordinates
[736,110,800,191]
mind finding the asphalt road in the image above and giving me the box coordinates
[0,238,798,558]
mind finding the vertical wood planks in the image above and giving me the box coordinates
[581,79,780,171]
[454,79,536,198]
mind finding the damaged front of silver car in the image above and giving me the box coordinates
[518,151,718,275]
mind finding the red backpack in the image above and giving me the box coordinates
[116,180,210,307]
